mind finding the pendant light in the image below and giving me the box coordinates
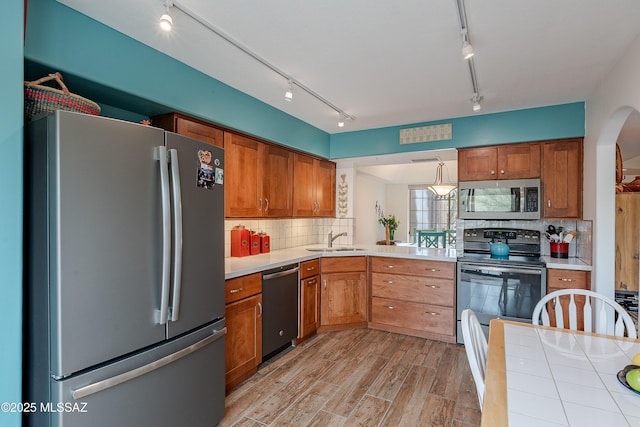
[428,162,456,196]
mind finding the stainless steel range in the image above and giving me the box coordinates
[456,227,547,344]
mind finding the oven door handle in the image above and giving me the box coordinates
[461,264,543,275]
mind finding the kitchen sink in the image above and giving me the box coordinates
[306,247,365,252]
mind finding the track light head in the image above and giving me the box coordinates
[470,94,483,112]
[337,113,345,128]
[160,13,173,31]
[284,80,293,101]
[462,40,474,60]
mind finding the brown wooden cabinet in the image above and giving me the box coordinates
[542,138,583,219]
[224,133,293,218]
[546,268,590,330]
[369,257,456,341]
[615,193,640,292]
[320,256,367,331]
[458,142,541,181]
[151,112,224,147]
[293,153,336,217]
[298,259,320,342]
[224,273,262,392]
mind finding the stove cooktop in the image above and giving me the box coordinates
[457,252,546,267]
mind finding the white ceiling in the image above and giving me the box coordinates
[57,0,640,134]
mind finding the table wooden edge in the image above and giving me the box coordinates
[481,319,508,427]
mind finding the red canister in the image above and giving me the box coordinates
[550,242,569,258]
[260,232,270,253]
[231,225,250,257]
[250,231,261,255]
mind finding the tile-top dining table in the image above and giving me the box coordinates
[482,319,640,426]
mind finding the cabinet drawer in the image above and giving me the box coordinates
[321,256,367,273]
[300,259,320,279]
[371,297,454,336]
[371,257,454,279]
[225,273,262,304]
[371,273,454,307]
[547,269,589,290]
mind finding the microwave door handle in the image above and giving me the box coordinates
[169,149,183,322]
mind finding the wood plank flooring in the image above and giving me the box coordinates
[220,328,481,427]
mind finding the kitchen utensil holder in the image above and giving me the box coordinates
[550,242,569,258]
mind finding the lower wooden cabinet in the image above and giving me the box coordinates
[320,256,368,331]
[546,268,590,330]
[225,273,262,392]
[369,257,456,341]
[298,259,320,342]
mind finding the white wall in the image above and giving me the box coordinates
[386,184,409,242]
[585,32,640,298]
[354,172,387,244]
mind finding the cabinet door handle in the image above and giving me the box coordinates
[324,280,327,289]
[426,312,440,316]
[491,170,495,175]
[306,266,315,271]
[257,302,263,317]
[426,268,440,272]
[500,169,505,174]
[258,198,263,211]
[383,280,394,284]
[548,199,551,208]
[384,265,395,269]
[426,285,440,289]
[383,305,396,310]
[264,198,269,211]
[307,279,317,285]
[558,278,575,282]
[229,287,243,294]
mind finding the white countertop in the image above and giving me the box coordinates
[225,245,592,279]
[225,244,457,279]
[543,256,593,271]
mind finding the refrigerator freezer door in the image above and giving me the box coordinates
[48,112,167,377]
[46,321,226,427]
[165,133,225,338]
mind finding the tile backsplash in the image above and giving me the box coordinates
[225,218,355,257]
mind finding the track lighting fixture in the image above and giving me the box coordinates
[461,29,474,60]
[284,80,293,101]
[168,1,354,126]
[337,113,345,128]
[159,2,173,32]
[471,94,483,112]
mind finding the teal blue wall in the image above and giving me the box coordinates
[0,1,23,426]
[24,0,331,158]
[330,102,585,158]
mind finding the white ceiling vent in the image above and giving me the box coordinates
[399,123,452,145]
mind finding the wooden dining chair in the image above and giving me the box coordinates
[532,289,637,338]
[461,309,488,409]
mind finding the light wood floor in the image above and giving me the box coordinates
[221,328,481,427]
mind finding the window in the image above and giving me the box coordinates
[408,186,457,244]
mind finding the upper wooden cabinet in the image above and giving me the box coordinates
[151,113,224,147]
[224,133,293,218]
[293,153,336,217]
[542,138,583,219]
[458,143,541,181]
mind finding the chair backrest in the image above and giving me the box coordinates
[461,309,488,409]
[532,289,637,339]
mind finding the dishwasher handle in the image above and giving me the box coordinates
[263,266,300,280]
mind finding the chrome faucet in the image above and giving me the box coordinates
[328,231,347,248]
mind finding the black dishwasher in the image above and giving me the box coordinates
[262,263,299,361]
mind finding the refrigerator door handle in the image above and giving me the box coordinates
[168,149,183,322]
[72,327,227,400]
[155,146,171,325]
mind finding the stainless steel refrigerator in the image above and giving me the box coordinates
[25,110,226,426]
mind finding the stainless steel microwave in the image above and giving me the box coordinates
[458,178,541,220]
